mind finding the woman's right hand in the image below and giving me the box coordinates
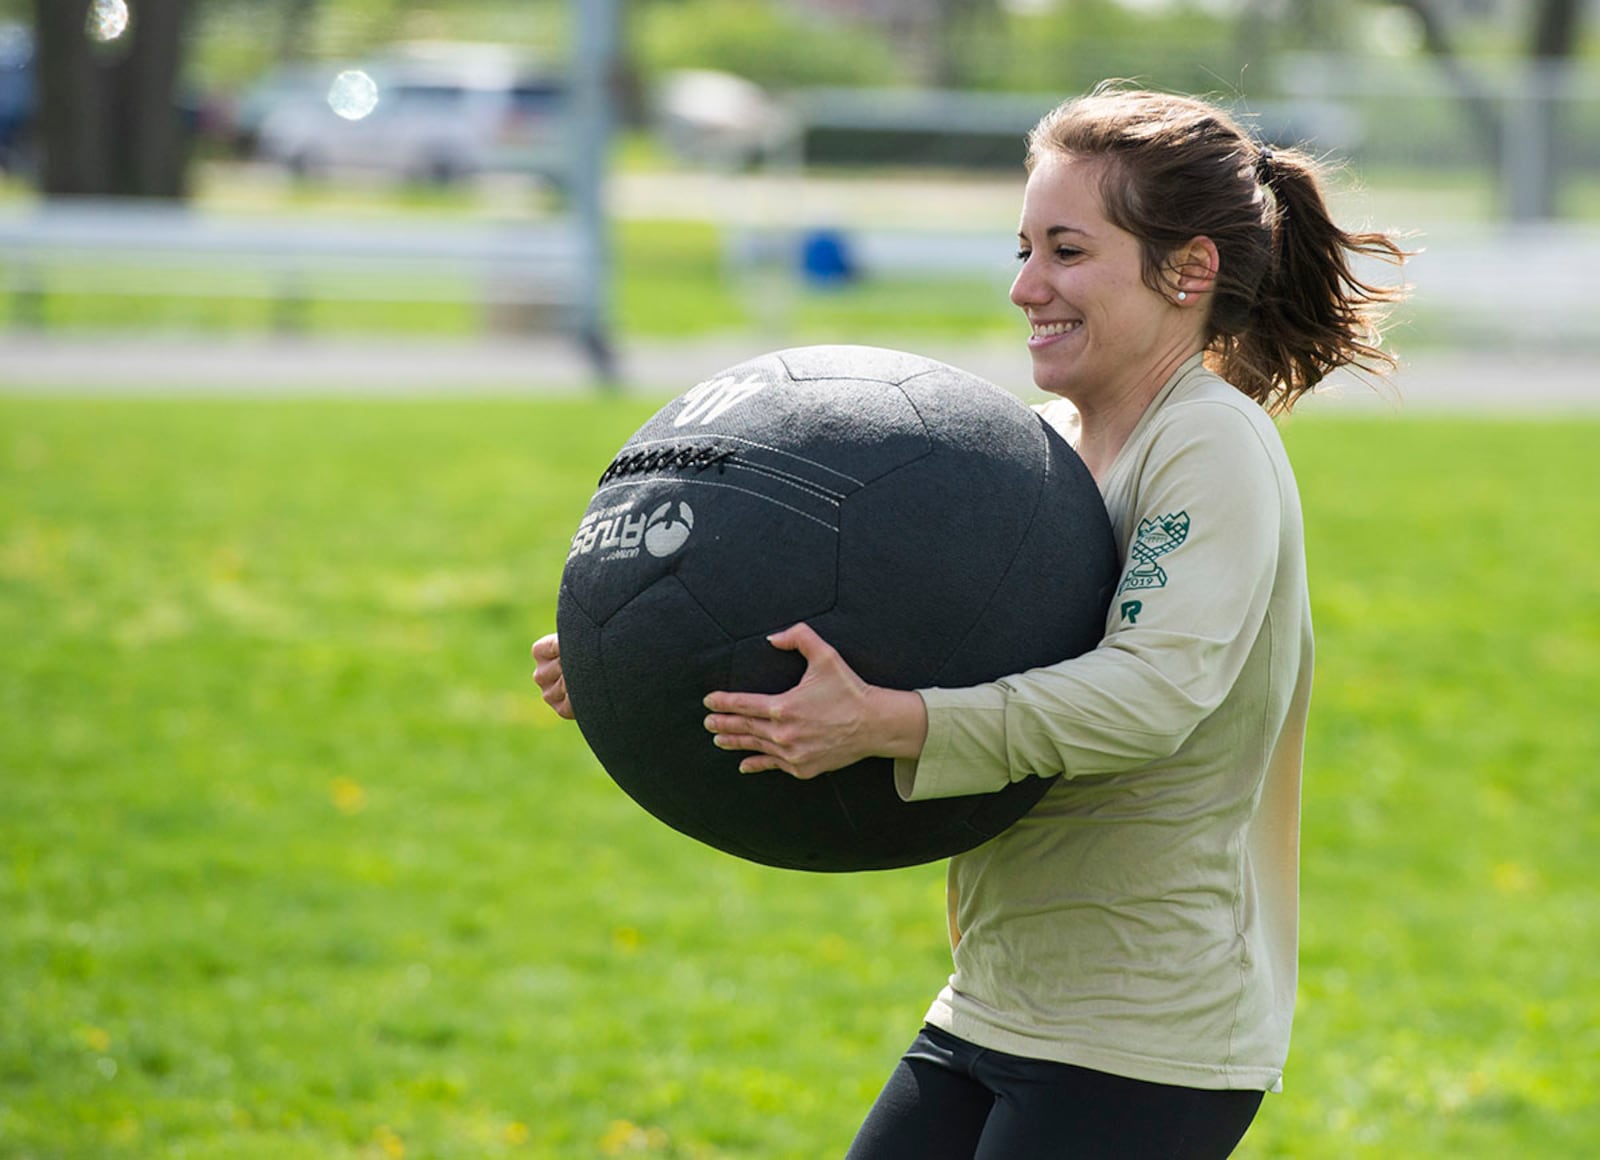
[531,633,575,720]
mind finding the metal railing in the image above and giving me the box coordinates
[0,197,613,377]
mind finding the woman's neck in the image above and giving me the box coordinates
[1071,349,1197,482]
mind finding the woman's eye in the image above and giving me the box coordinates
[1055,247,1082,260]
[1014,248,1031,262]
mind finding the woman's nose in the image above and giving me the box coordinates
[1010,258,1046,310]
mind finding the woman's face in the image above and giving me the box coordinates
[1011,151,1193,404]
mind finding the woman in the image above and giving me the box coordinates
[536,86,1406,1158]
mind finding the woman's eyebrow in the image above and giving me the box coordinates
[1018,225,1091,241]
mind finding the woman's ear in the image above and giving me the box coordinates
[1167,236,1220,302]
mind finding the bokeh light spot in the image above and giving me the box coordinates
[328,70,380,121]
[86,0,130,43]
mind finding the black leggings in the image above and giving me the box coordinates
[845,1026,1264,1160]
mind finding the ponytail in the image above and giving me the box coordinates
[1212,145,1409,414]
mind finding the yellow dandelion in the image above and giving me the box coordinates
[612,926,643,954]
[599,1119,671,1155]
[372,1124,405,1159]
[599,1120,641,1155]
[504,1120,530,1145]
[818,933,851,962]
[1491,861,1539,895]
[331,777,367,815]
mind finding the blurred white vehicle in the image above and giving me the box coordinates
[254,43,566,186]
[654,69,789,169]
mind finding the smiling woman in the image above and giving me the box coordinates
[536,82,1410,1160]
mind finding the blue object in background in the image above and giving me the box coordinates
[800,228,857,288]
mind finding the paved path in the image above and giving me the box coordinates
[1,334,1593,412]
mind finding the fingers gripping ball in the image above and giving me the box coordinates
[556,346,1119,872]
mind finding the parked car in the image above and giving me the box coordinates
[229,62,328,156]
[0,23,35,173]
[253,43,567,186]
[653,69,789,170]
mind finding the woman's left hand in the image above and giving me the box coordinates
[702,622,928,779]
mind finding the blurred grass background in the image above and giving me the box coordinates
[3,397,1597,1158]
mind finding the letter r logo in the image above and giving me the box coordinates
[1120,600,1143,624]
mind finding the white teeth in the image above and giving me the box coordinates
[1032,320,1080,337]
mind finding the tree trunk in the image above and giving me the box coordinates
[33,0,193,199]
[1395,0,1585,221]
[1532,0,1582,57]
[34,0,105,193]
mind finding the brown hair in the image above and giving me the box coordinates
[1027,85,1408,414]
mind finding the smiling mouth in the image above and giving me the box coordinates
[1030,320,1081,338]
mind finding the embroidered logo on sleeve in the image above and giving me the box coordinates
[1119,511,1191,593]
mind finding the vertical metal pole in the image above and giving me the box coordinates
[571,0,619,386]
[1502,61,1567,224]
[1502,64,1540,224]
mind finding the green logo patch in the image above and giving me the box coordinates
[1120,511,1190,593]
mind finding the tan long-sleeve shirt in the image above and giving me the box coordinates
[894,354,1311,1092]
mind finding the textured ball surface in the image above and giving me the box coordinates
[556,346,1118,872]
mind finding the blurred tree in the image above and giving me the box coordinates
[918,0,1001,88]
[33,0,194,197]
[1389,0,1504,165]
[278,0,319,61]
[1387,0,1585,218]
[633,0,906,90]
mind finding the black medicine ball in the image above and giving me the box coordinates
[556,346,1118,872]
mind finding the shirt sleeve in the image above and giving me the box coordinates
[896,400,1285,801]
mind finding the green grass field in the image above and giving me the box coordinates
[2,397,1597,1158]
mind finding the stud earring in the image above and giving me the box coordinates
[1177,291,1188,302]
